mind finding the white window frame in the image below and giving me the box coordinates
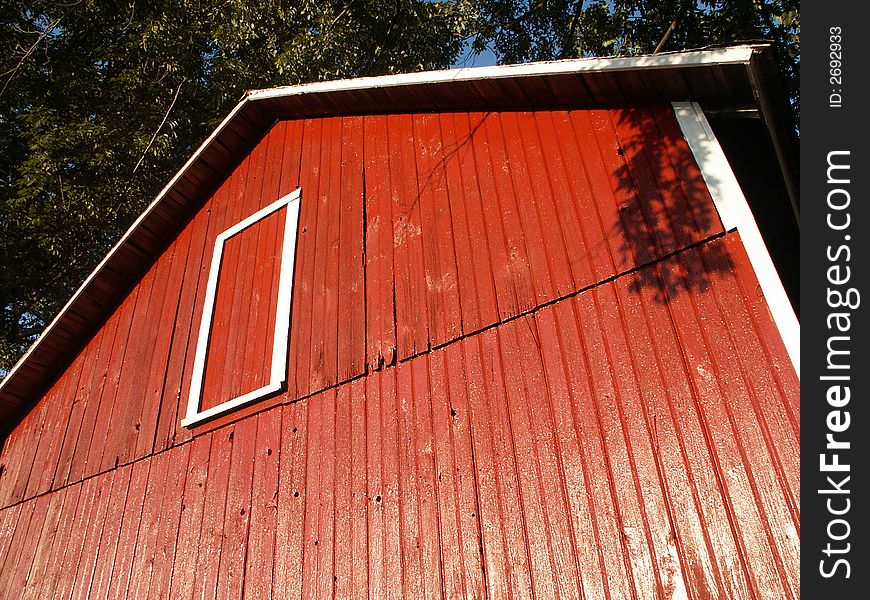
[672,102,799,379]
[181,187,301,427]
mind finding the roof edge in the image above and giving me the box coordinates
[247,44,760,102]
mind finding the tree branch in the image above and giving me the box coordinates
[132,80,184,175]
[653,0,692,54]
[1,15,63,98]
[559,0,585,59]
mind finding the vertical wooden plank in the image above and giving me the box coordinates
[273,400,308,598]
[0,505,23,571]
[308,117,341,390]
[446,340,489,600]
[192,424,235,600]
[411,355,444,600]
[151,205,210,450]
[439,113,479,338]
[333,384,353,599]
[5,493,52,593]
[414,113,462,349]
[501,111,574,300]
[0,405,37,503]
[648,105,725,240]
[532,111,598,287]
[135,221,195,460]
[711,235,800,504]
[216,417,257,600]
[586,282,689,598]
[496,318,582,599]
[305,118,333,392]
[242,407,282,599]
[172,150,253,444]
[380,367,405,598]
[3,399,49,504]
[611,262,750,598]
[200,156,254,411]
[53,477,106,600]
[127,452,171,598]
[664,242,798,597]
[301,388,336,599]
[290,119,321,398]
[0,498,36,591]
[362,115,397,370]
[394,362,424,600]
[59,316,117,487]
[388,114,429,359]
[69,468,122,600]
[609,107,695,256]
[153,171,225,450]
[107,458,152,600]
[337,116,366,382]
[364,371,391,599]
[168,434,212,600]
[568,110,639,274]
[87,285,142,476]
[224,132,271,401]
[50,324,111,488]
[466,111,527,320]
[21,484,72,599]
[573,286,663,599]
[144,443,191,599]
[549,110,617,282]
[447,111,500,334]
[241,207,282,403]
[349,378,369,598]
[463,331,534,599]
[483,108,537,312]
[87,463,133,600]
[430,346,485,600]
[92,274,153,475]
[246,121,291,402]
[24,353,86,498]
[115,243,179,467]
[534,301,635,600]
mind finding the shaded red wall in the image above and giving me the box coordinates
[0,105,799,598]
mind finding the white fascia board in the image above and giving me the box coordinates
[673,101,800,379]
[247,46,759,102]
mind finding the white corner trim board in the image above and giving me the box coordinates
[182,188,301,427]
[673,102,800,379]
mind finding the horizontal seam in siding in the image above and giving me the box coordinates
[0,229,731,511]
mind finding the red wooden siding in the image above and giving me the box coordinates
[0,231,798,599]
[0,105,724,506]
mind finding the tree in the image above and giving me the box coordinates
[469,0,798,113]
[0,0,798,372]
[0,0,476,370]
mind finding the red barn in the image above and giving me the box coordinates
[0,45,799,599]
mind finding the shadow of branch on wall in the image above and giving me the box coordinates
[608,107,734,303]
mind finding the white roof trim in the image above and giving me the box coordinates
[673,101,800,379]
[248,45,758,102]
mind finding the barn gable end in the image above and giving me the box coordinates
[0,45,799,599]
